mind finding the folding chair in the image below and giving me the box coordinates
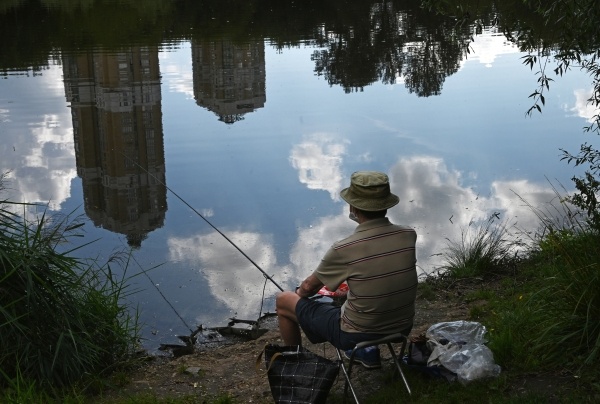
[335,332,411,404]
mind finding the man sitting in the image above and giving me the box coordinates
[276,171,418,368]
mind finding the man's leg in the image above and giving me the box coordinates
[276,291,302,345]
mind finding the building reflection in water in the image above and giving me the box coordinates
[192,39,266,124]
[63,47,167,248]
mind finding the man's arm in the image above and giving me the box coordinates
[296,273,323,298]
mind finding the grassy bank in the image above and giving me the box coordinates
[0,193,140,402]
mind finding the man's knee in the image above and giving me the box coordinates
[276,291,300,316]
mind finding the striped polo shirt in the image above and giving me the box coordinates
[314,217,417,334]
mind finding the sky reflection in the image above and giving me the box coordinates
[163,151,568,330]
[0,33,593,347]
[290,134,348,200]
[1,65,75,212]
[570,88,600,122]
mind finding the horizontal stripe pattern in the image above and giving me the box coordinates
[334,229,416,250]
[342,313,411,333]
[347,279,418,299]
[347,263,415,280]
[346,293,415,314]
[315,217,418,334]
[346,247,415,265]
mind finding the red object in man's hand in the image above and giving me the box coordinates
[317,281,349,297]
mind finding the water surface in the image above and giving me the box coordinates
[0,0,595,350]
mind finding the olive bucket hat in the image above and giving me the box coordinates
[340,171,399,211]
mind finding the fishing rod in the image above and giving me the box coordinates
[119,152,285,292]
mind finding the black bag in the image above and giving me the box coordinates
[261,344,340,404]
[405,339,456,382]
[407,339,431,366]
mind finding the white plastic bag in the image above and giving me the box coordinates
[425,321,501,384]
[455,344,501,385]
[426,320,488,345]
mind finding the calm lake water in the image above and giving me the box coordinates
[1,0,596,350]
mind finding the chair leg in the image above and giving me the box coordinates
[336,336,411,403]
[336,348,361,404]
[386,342,412,395]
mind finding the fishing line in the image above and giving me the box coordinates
[119,152,284,292]
[258,276,269,320]
[121,241,195,334]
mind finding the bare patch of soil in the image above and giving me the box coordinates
[94,279,575,403]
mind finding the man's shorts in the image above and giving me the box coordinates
[295,297,409,350]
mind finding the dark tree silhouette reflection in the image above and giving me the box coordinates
[311,1,470,96]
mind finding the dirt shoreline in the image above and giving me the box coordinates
[95,291,471,403]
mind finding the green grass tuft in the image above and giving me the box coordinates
[0,194,140,397]
[441,213,519,279]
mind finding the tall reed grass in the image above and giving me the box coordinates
[509,187,600,367]
[0,194,140,392]
[441,213,519,278]
[527,229,600,366]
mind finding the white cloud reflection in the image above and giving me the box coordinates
[168,155,570,309]
[570,88,599,123]
[3,115,75,211]
[168,230,294,322]
[468,29,519,67]
[289,133,347,200]
[386,156,566,274]
[159,43,195,99]
[1,69,76,212]
[0,108,9,122]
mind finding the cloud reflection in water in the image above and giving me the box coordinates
[289,134,347,201]
[167,154,570,320]
[168,230,294,322]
